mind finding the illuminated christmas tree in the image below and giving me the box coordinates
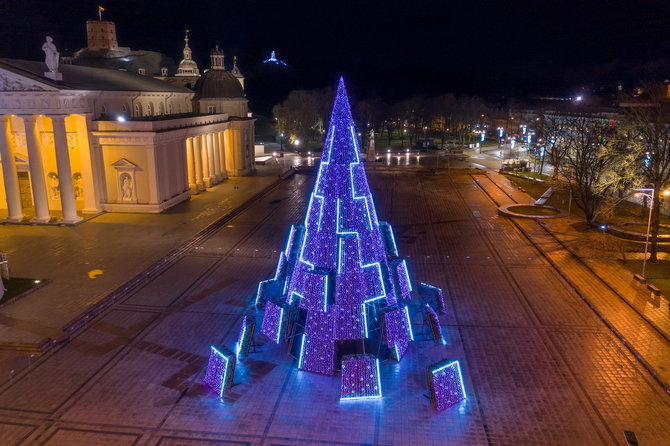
[257,77,414,379]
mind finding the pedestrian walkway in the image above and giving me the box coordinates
[478,170,670,394]
[0,167,284,351]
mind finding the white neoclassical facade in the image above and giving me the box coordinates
[0,56,255,223]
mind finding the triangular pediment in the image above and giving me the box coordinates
[0,68,57,92]
[111,158,138,169]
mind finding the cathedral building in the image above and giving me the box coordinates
[0,20,255,223]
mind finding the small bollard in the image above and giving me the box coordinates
[623,430,638,446]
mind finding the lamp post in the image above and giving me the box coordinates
[633,188,654,282]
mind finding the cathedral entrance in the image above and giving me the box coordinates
[17,171,33,209]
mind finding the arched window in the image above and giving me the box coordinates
[159,102,165,115]
[135,103,142,117]
[122,104,127,115]
[147,102,155,116]
[100,105,107,114]
[169,103,173,115]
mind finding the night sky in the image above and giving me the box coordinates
[1,0,669,104]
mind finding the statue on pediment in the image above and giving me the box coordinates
[42,36,59,73]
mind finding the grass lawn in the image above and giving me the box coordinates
[1,278,43,306]
[503,174,586,220]
[621,223,670,235]
[504,174,670,294]
[622,260,670,295]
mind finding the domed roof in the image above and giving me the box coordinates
[193,69,244,99]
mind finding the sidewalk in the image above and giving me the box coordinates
[476,170,670,394]
[0,166,285,350]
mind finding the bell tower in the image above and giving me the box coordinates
[210,45,224,70]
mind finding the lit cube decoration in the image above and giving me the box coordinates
[261,301,286,344]
[427,359,467,411]
[341,354,382,400]
[204,345,236,397]
[425,305,446,345]
[419,282,446,315]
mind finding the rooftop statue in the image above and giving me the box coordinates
[42,36,59,73]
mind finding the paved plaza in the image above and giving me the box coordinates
[0,167,669,445]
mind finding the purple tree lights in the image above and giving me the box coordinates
[204,346,236,397]
[257,77,415,378]
[202,77,469,411]
[427,359,467,411]
[341,354,382,400]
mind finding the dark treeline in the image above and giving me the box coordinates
[272,88,498,149]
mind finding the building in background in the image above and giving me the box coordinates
[0,29,255,222]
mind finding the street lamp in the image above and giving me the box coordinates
[633,188,655,283]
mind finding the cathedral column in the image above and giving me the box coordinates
[202,134,211,188]
[51,115,82,224]
[210,133,222,181]
[207,133,218,183]
[193,135,204,191]
[0,116,24,222]
[23,115,51,223]
[78,116,103,214]
[216,131,227,179]
[185,137,196,194]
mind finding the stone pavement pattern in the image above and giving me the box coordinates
[474,171,670,392]
[0,168,668,445]
[0,172,279,342]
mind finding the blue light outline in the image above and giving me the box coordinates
[236,324,246,356]
[349,125,361,163]
[401,259,413,292]
[298,334,306,369]
[210,346,230,398]
[362,303,369,338]
[431,360,467,400]
[284,224,295,256]
[339,358,382,401]
[276,308,284,343]
[387,224,399,255]
[289,291,304,305]
[255,279,270,306]
[323,275,329,312]
[404,305,414,341]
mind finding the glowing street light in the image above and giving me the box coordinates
[632,188,658,282]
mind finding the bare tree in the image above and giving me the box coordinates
[543,116,575,177]
[625,87,670,260]
[557,115,634,225]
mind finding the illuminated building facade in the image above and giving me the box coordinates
[0,55,255,221]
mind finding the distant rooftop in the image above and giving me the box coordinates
[0,58,191,93]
